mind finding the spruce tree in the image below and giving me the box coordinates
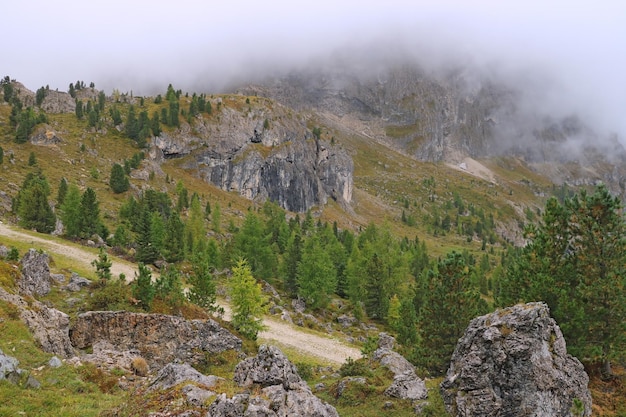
[60,184,82,238]
[80,187,103,238]
[109,163,129,193]
[188,248,217,311]
[92,247,112,283]
[133,263,155,311]
[16,170,56,233]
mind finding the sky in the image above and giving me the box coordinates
[3,0,626,137]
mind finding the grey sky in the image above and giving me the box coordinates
[3,0,626,137]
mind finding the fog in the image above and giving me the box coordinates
[3,0,626,140]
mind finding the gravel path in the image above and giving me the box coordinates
[0,222,361,364]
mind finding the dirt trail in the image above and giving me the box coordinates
[0,222,360,364]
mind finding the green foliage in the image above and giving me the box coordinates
[339,357,372,377]
[296,234,337,309]
[132,263,155,310]
[57,177,68,206]
[498,185,626,370]
[229,259,268,340]
[415,251,489,375]
[231,212,277,281]
[154,264,185,313]
[80,187,104,238]
[60,184,82,238]
[15,170,56,233]
[109,163,130,193]
[91,247,112,282]
[188,248,217,311]
[28,151,36,166]
[88,277,133,311]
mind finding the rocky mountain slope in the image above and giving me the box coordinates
[236,61,626,199]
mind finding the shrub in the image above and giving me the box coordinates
[131,357,149,377]
[339,357,372,377]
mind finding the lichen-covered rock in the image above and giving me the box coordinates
[0,287,74,358]
[69,311,241,369]
[0,348,22,383]
[234,345,304,390]
[148,363,222,392]
[440,302,592,417]
[63,272,92,292]
[216,345,339,417]
[371,333,428,402]
[19,249,51,296]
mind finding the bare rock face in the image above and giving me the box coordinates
[19,249,51,296]
[210,345,339,417]
[153,99,353,213]
[29,125,63,145]
[69,311,242,369]
[0,287,74,358]
[440,302,592,417]
[148,363,222,392]
[371,333,428,401]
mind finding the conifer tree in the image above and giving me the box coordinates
[188,248,217,311]
[296,234,337,309]
[229,259,268,340]
[417,251,488,374]
[109,163,130,193]
[92,247,112,283]
[60,184,82,238]
[15,170,56,233]
[133,263,155,311]
[80,187,103,238]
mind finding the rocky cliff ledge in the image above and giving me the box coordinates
[441,302,591,417]
[153,97,353,213]
[69,311,242,369]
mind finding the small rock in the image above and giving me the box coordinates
[50,273,65,283]
[315,383,326,392]
[292,298,306,313]
[182,384,215,407]
[148,363,222,392]
[336,314,356,328]
[63,273,91,292]
[48,356,62,368]
[25,375,41,389]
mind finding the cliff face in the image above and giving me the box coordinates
[237,62,626,197]
[155,97,353,212]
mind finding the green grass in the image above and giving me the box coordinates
[0,313,126,417]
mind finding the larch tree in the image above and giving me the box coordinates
[229,259,268,340]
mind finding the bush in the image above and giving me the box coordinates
[131,357,149,377]
[339,357,372,377]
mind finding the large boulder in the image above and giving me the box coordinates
[371,333,428,401]
[234,345,304,390]
[440,302,592,417]
[210,345,340,417]
[19,249,51,296]
[69,311,241,369]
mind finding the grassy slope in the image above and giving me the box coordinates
[0,92,622,415]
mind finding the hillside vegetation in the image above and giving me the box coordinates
[0,75,624,416]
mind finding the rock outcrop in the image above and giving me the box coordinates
[440,302,592,417]
[209,345,339,417]
[0,348,22,383]
[69,311,241,369]
[19,249,51,296]
[152,98,353,213]
[371,333,428,401]
[148,363,222,392]
[0,287,74,358]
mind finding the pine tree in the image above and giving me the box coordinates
[16,170,56,233]
[125,105,139,140]
[60,184,82,238]
[75,100,84,119]
[135,209,159,264]
[133,263,155,311]
[229,259,268,340]
[92,247,112,283]
[188,249,217,311]
[109,163,130,193]
[296,235,337,309]
[499,185,625,374]
[283,229,302,296]
[417,251,488,374]
[163,210,185,262]
[80,187,103,238]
